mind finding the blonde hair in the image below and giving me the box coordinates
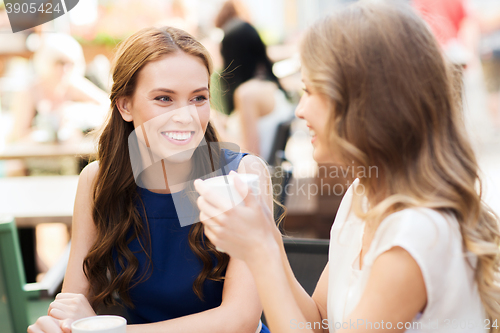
[300,1,500,329]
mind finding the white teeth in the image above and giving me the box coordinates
[309,129,316,136]
[164,131,192,141]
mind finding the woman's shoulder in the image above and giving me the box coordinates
[79,160,100,189]
[81,160,99,176]
[334,180,459,235]
[234,79,277,102]
[379,207,459,240]
[368,208,481,320]
[368,207,463,270]
[239,152,265,164]
[217,148,265,177]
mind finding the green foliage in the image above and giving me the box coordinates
[75,32,121,47]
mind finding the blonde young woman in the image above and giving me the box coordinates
[195,1,500,332]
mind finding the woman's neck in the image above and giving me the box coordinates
[137,158,193,194]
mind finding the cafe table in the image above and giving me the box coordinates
[0,175,78,283]
[0,175,79,227]
[0,136,97,160]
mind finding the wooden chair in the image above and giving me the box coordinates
[0,216,68,333]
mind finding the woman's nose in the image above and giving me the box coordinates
[295,96,305,119]
[171,109,194,124]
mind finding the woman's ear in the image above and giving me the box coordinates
[116,97,133,122]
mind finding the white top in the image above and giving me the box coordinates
[327,179,487,332]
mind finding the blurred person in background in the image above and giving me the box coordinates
[196,1,500,332]
[215,0,294,163]
[214,0,252,113]
[156,0,199,37]
[7,33,108,144]
[412,0,471,66]
[472,1,500,132]
[412,0,473,99]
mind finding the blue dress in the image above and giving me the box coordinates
[115,148,270,332]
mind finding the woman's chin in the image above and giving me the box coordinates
[313,148,337,164]
[151,137,202,164]
[163,150,195,164]
[312,148,327,164]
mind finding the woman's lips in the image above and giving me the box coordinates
[161,131,195,146]
[309,128,317,144]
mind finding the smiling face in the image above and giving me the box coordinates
[117,51,210,164]
[295,70,335,164]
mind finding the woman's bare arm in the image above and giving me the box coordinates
[243,155,328,331]
[62,161,99,295]
[234,80,276,157]
[29,162,99,332]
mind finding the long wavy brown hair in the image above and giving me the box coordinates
[83,26,229,309]
[301,1,500,330]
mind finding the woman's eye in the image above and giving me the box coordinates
[155,96,172,102]
[193,95,208,102]
[302,87,310,95]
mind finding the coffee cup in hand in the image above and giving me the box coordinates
[71,315,126,333]
[198,173,259,252]
[201,173,259,210]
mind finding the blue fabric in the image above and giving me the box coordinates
[261,322,271,333]
[114,148,268,332]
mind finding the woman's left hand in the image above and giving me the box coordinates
[47,293,97,332]
[195,171,278,263]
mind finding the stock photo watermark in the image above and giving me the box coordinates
[290,318,499,331]
[271,163,378,200]
[127,106,380,228]
[2,0,79,33]
[128,105,248,227]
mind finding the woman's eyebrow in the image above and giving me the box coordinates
[150,87,208,94]
[192,87,209,93]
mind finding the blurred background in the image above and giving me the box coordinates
[0,0,499,286]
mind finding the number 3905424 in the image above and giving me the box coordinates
[5,2,62,14]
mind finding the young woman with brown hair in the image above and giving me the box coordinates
[28,26,271,333]
[196,1,500,332]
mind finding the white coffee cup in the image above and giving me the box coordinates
[71,315,127,333]
[200,173,259,252]
[202,173,259,208]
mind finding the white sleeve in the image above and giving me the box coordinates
[364,208,463,310]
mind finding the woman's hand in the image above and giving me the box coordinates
[195,171,279,263]
[28,316,64,333]
[47,293,97,332]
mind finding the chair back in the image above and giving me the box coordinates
[269,119,294,217]
[268,118,293,166]
[0,216,31,333]
[283,237,329,296]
